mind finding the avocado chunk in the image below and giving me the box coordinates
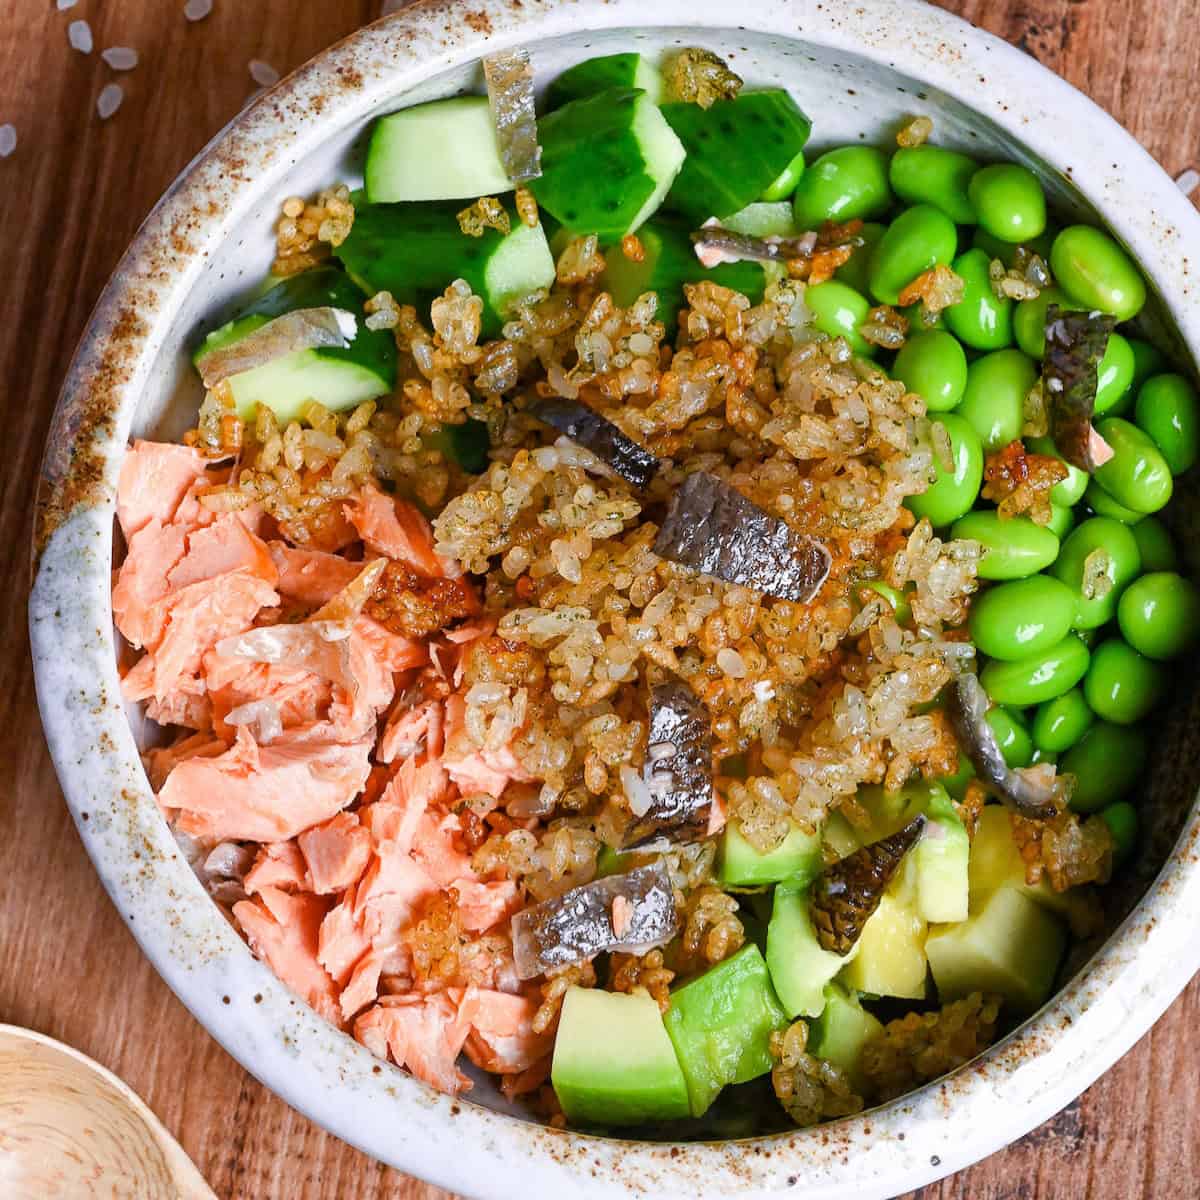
[968,804,1075,918]
[913,786,970,923]
[808,983,883,1093]
[822,810,863,859]
[718,819,822,887]
[765,880,859,1019]
[838,858,929,1000]
[663,944,788,1116]
[925,886,1066,1014]
[551,987,690,1125]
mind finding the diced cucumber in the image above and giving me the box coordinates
[718,819,821,887]
[365,96,512,203]
[661,90,813,223]
[531,87,685,238]
[336,201,554,337]
[600,217,764,333]
[545,53,664,109]
[218,353,395,426]
[720,201,797,239]
[765,881,859,1019]
[913,787,970,924]
[968,804,1075,918]
[808,983,883,1092]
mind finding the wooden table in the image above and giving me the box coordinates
[2,2,1197,1197]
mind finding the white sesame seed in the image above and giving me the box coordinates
[97,83,124,120]
[68,19,93,53]
[1175,168,1200,197]
[101,46,139,71]
[0,124,16,158]
[56,0,77,9]
[249,60,280,87]
[184,0,213,21]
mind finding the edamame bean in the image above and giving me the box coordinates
[761,149,806,202]
[985,707,1034,768]
[1127,338,1167,392]
[1031,687,1094,754]
[951,511,1060,580]
[1094,333,1136,416]
[1051,516,1142,629]
[1101,801,1139,865]
[835,222,886,295]
[1050,225,1147,321]
[967,164,1047,243]
[792,146,893,228]
[1083,478,1142,524]
[867,204,958,305]
[1135,374,1199,475]
[1029,747,1057,767]
[1116,571,1200,660]
[979,634,1090,706]
[957,348,1037,450]
[892,329,968,411]
[968,574,1076,660]
[1046,503,1075,540]
[1083,638,1167,724]
[855,580,913,627]
[889,145,979,224]
[1093,418,1174,515]
[1063,722,1147,811]
[1013,287,1077,359]
[941,752,976,799]
[1131,516,1178,573]
[943,248,1014,350]
[1027,435,1087,506]
[906,413,984,527]
[805,280,874,357]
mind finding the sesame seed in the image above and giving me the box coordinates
[68,19,93,53]
[97,83,124,120]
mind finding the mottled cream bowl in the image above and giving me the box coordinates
[29,1,1200,1196]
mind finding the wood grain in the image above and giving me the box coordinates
[0,3,1196,1198]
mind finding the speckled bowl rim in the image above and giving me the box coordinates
[29,2,1200,1197]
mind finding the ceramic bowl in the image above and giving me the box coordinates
[30,1,1200,1196]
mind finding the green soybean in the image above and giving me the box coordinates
[892,329,968,412]
[1131,516,1178,573]
[855,579,913,627]
[985,707,1034,768]
[944,248,1013,350]
[1050,225,1147,321]
[906,413,984,527]
[761,149,806,202]
[1031,687,1095,754]
[1128,338,1167,393]
[1063,722,1147,812]
[889,145,979,224]
[951,511,1060,580]
[1046,503,1075,540]
[1084,478,1142,524]
[867,204,958,305]
[1083,638,1167,724]
[1135,374,1199,475]
[1117,571,1200,660]
[1094,333,1136,416]
[834,222,886,295]
[1027,435,1088,506]
[1051,516,1142,629]
[1013,286,1077,359]
[1093,418,1174,515]
[968,574,1076,660]
[967,164,1047,243]
[941,752,976,800]
[805,280,874,357]
[1029,747,1058,768]
[979,634,1090,706]
[1101,801,1139,865]
[957,348,1037,451]
[792,146,893,228]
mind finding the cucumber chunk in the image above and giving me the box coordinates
[661,89,813,223]
[365,96,512,203]
[336,201,554,337]
[531,88,685,238]
[545,52,664,109]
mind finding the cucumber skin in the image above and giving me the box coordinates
[544,53,661,109]
[661,90,813,224]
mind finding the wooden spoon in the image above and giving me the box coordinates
[0,1024,217,1199]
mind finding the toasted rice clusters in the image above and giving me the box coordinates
[1011,810,1115,892]
[610,948,676,1012]
[771,1020,864,1125]
[273,185,355,276]
[675,885,745,972]
[982,440,1068,525]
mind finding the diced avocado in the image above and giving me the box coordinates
[661,90,813,223]
[925,886,1066,1015]
[913,787,969,924]
[552,987,690,1125]
[545,52,664,108]
[663,944,788,1116]
[765,880,858,1019]
[839,882,928,1000]
[336,201,555,337]
[822,810,863,859]
[720,201,797,239]
[531,88,685,238]
[855,780,932,840]
[808,983,883,1092]
[364,96,513,203]
[969,804,1074,918]
[718,819,821,887]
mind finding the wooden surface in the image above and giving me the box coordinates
[1,3,1197,1198]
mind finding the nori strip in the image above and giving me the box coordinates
[946,673,1065,820]
[1045,304,1118,472]
[529,398,660,488]
[810,815,927,956]
[439,418,490,474]
[510,862,679,980]
[623,677,714,847]
[654,471,832,603]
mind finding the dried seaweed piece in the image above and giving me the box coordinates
[691,224,819,268]
[622,677,714,847]
[668,48,743,109]
[654,471,832,603]
[530,398,660,488]
[946,673,1067,820]
[510,862,679,980]
[810,815,927,955]
[1045,304,1117,471]
[482,48,542,184]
